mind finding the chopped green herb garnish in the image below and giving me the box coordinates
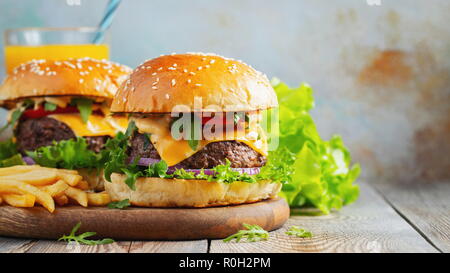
[143,133,152,149]
[72,98,93,123]
[0,99,33,134]
[125,120,136,138]
[187,139,199,151]
[44,102,57,111]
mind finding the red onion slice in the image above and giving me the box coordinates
[132,157,161,166]
[22,156,36,165]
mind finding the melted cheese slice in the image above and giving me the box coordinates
[132,116,268,166]
[49,113,128,137]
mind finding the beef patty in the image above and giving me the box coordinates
[15,117,109,153]
[128,133,266,169]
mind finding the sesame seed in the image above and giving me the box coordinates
[173,63,177,67]
[195,83,202,87]
[168,67,176,70]
[157,67,163,71]
[88,66,93,71]
[187,79,192,83]
[210,59,215,64]
[76,63,83,69]
[108,69,112,74]
[79,79,84,84]
[152,72,157,76]
[183,69,188,73]
[197,66,203,70]
[171,79,176,86]
[152,86,158,90]
[165,94,170,99]
[205,65,210,68]
[65,62,76,69]
[189,72,196,75]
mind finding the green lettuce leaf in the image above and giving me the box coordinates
[27,137,104,170]
[0,139,24,167]
[271,78,360,213]
[0,139,19,160]
[0,154,25,168]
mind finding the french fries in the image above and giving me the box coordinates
[0,180,55,212]
[56,172,82,187]
[38,180,69,197]
[54,195,69,206]
[65,186,88,207]
[0,170,59,186]
[0,165,111,212]
[75,180,89,191]
[87,192,111,206]
[2,194,35,207]
[0,165,37,176]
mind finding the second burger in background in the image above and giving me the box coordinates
[0,58,132,190]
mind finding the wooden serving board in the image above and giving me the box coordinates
[0,198,289,240]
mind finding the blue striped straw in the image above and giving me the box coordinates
[93,0,122,44]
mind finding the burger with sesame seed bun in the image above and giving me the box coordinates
[0,58,132,190]
[104,53,282,207]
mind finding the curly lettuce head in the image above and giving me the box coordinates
[270,78,360,214]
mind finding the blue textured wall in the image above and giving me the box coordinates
[1,0,449,183]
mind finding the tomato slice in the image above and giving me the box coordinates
[21,104,104,120]
[21,106,79,119]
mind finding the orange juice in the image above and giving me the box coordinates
[4,44,109,74]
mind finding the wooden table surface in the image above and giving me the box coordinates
[1,181,448,253]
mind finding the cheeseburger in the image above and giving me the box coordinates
[105,53,281,207]
[0,58,132,189]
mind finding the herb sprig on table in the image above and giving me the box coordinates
[285,226,313,238]
[58,222,115,245]
[223,224,269,243]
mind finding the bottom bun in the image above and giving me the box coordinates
[105,173,282,207]
[77,168,105,192]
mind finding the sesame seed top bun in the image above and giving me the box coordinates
[111,53,278,113]
[0,58,132,108]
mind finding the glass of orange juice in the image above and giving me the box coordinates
[4,27,110,74]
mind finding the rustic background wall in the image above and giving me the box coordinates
[0,0,449,184]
